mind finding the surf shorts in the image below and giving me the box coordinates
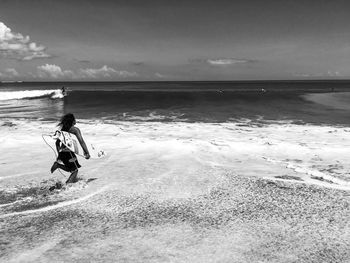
[58,151,81,172]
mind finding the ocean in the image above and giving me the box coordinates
[1,81,350,262]
[1,81,350,124]
[0,81,349,124]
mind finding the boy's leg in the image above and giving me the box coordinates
[66,169,78,184]
[51,162,71,173]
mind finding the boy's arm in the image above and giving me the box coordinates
[71,127,90,159]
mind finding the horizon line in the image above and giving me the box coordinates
[2,79,350,84]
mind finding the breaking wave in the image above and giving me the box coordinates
[0,89,64,101]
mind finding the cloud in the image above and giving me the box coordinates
[294,71,342,78]
[207,58,253,65]
[0,21,51,60]
[327,71,341,77]
[155,72,166,78]
[4,68,19,77]
[37,64,74,79]
[77,60,91,64]
[0,68,20,78]
[35,64,138,79]
[190,58,256,66]
[79,65,137,78]
[132,62,145,66]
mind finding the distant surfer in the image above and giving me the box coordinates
[61,86,67,96]
[50,113,90,184]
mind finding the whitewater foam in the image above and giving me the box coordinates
[1,119,350,194]
[0,89,64,101]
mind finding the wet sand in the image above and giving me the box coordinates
[1,174,349,263]
[1,120,350,262]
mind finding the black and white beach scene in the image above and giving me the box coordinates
[0,1,349,262]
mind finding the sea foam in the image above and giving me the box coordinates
[1,119,350,194]
[0,89,63,101]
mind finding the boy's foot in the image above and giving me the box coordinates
[65,177,78,184]
[55,182,63,189]
[49,182,63,191]
[66,171,78,184]
[50,162,59,173]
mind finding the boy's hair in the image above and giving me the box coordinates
[59,113,76,131]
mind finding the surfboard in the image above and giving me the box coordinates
[48,130,106,159]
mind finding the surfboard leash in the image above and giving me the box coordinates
[41,134,68,178]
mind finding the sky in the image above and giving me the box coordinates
[0,0,350,81]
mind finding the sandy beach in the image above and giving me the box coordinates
[1,119,350,262]
[1,174,349,262]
